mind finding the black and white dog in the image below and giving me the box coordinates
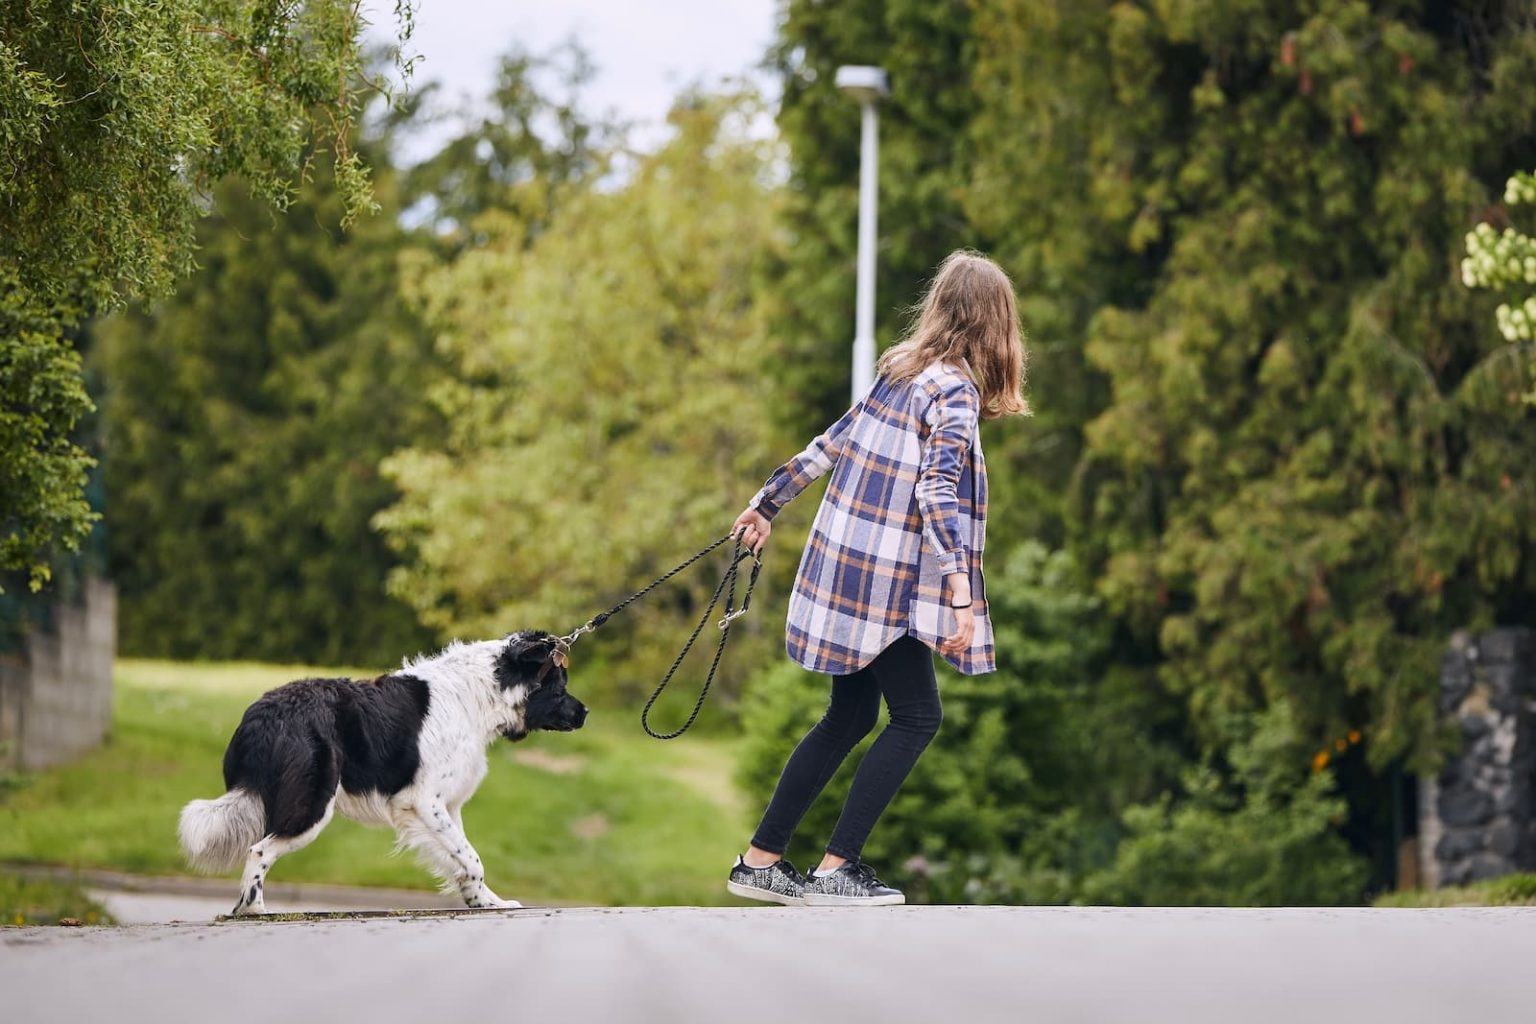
[178,630,586,915]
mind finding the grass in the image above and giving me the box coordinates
[1373,873,1536,908]
[0,658,750,906]
[0,870,113,926]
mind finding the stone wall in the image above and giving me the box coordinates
[0,577,116,771]
[1421,627,1536,888]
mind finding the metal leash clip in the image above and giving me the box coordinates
[556,623,594,649]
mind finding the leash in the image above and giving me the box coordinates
[553,534,763,740]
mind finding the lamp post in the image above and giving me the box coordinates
[835,65,889,403]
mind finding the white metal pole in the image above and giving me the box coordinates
[851,99,879,403]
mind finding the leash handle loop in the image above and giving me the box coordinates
[554,533,763,740]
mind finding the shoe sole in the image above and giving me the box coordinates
[726,879,806,907]
[801,892,905,906]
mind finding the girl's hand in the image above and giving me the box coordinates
[732,506,772,556]
[940,604,975,656]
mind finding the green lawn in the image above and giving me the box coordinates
[0,870,114,926]
[0,659,750,906]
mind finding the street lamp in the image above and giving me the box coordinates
[835,65,889,403]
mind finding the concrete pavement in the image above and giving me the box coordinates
[3,905,1532,1023]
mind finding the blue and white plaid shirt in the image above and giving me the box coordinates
[750,361,995,676]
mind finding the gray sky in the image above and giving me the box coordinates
[369,0,779,159]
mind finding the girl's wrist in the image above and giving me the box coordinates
[944,571,971,607]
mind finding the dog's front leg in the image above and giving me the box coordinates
[413,802,521,910]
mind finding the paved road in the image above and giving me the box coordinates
[4,906,1532,1023]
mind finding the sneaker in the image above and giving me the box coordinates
[801,861,905,906]
[726,855,807,906]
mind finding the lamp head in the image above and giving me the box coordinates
[834,65,890,104]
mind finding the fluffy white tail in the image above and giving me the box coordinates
[178,789,265,873]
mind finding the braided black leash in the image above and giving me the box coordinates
[554,534,763,740]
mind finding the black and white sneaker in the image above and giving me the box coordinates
[801,861,905,906]
[726,855,807,906]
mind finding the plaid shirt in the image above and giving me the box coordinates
[750,361,994,676]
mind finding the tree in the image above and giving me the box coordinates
[1052,1,1536,775]
[1,0,411,589]
[402,44,605,250]
[92,129,440,665]
[377,92,785,699]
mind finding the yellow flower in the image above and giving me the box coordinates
[1311,751,1329,773]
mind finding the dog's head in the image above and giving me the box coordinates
[493,630,589,741]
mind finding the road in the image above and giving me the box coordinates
[3,906,1532,1023]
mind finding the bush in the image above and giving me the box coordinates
[1082,705,1369,906]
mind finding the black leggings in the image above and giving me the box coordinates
[751,634,942,862]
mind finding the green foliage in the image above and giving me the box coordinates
[1082,705,1367,906]
[378,91,784,697]
[92,132,439,665]
[0,276,95,590]
[0,659,747,906]
[1056,1,1536,774]
[0,0,409,588]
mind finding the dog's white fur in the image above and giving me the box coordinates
[180,640,538,915]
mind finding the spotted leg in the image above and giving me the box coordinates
[232,796,336,916]
[396,801,520,910]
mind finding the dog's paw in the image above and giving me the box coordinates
[230,882,268,916]
[464,892,521,910]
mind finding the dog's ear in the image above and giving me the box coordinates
[502,630,555,664]
[497,631,566,691]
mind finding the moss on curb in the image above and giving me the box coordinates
[1373,873,1536,908]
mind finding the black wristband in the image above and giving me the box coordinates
[949,600,973,610]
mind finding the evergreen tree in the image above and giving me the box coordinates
[1049,1,1536,772]
[93,133,440,665]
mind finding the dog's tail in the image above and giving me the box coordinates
[178,789,265,873]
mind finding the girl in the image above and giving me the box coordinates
[728,250,1030,906]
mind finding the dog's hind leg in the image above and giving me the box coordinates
[394,801,519,910]
[232,793,336,916]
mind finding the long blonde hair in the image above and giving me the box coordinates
[877,250,1031,419]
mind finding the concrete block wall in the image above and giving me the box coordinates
[0,577,116,771]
